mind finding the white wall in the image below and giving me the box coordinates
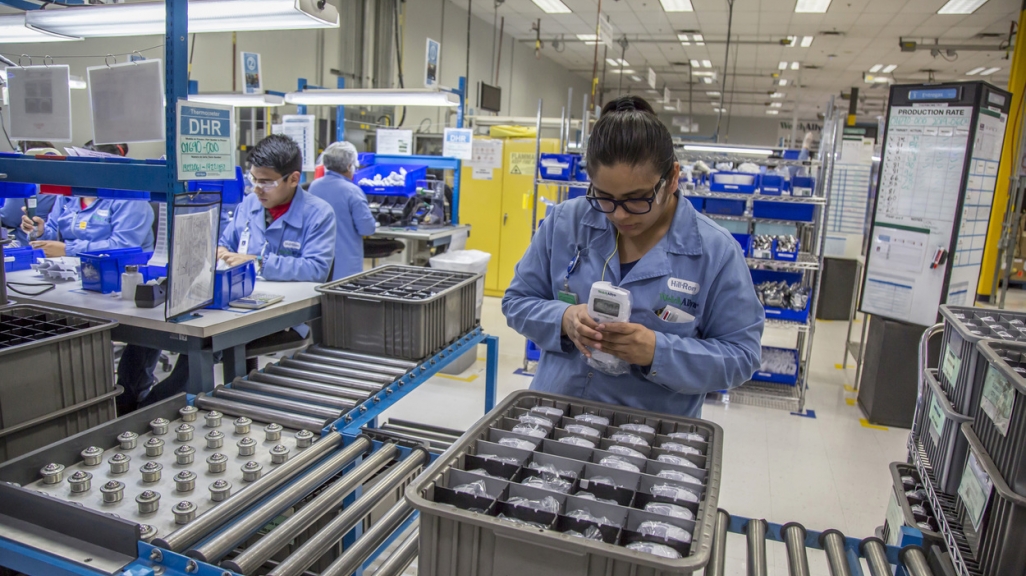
[654,111,783,147]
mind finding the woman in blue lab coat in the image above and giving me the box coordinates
[0,141,59,245]
[308,141,377,280]
[502,96,764,418]
[121,134,337,412]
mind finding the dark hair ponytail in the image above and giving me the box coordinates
[586,95,675,177]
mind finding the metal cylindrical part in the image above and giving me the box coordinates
[205,410,223,428]
[279,358,395,384]
[205,430,225,449]
[264,364,385,393]
[139,524,158,542]
[68,471,92,493]
[117,431,138,450]
[819,529,852,576]
[80,446,104,466]
[294,351,408,377]
[782,523,810,576]
[900,546,932,576]
[175,424,195,442]
[136,490,161,514]
[179,405,198,422]
[211,386,343,421]
[40,463,65,484]
[175,471,197,493]
[108,453,131,475]
[247,371,369,401]
[860,538,891,576]
[706,509,730,576]
[175,445,196,465]
[193,395,329,432]
[233,417,252,434]
[321,500,414,576]
[269,444,290,464]
[140,462,163,483]
[745,518,768,576]
[100,481,124,503]
[265,423,283,442]
[150,418,170,435]
[232,378,358,410]
[186,437,375,564]
[295,430,314,448]
[209,480,232,502]
[207,453,228,474]
[173,501,197,525]
[307,345,418,369]
[242,461,263,482]
[222,443,398,575]
[237,437,257,456]
[153,431,347,553]
[371,527,419,576]
[144,437,165,457]
[265,448,428,576]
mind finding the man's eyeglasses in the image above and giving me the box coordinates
[246,172,285,191]
[586,176,670,215]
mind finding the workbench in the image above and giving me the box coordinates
[4,269,322,395]
[370,224,470,266]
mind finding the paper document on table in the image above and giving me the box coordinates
[167,208,217,319]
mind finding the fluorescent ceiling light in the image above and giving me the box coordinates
[702,77,713,84]
[659,0,694,12]
[872,155,881,162]
[702,60,712,68]
[707,91,721,96]
[690,59,701,68]
[882,64,897,73]
[609,69,637,74]
[0,14,81,43]
[770,102,783,108]
[766,110,780,115]
[664,106,677,111]
[69,75,87,90]
[532,0,572,14]
[577,34,598,41]
[692,71,716,77]
[778,79,788,86]
[795,0,832,13]
[630,75,643,81]
[678,33,690,45]
[981,67,1001,75]
[779,61,788,70]
[869,64,883,73]
[790,62,800,70]
[771,92,785,98]
[683,144,773,156]
[606,58,629,67]
[787,35,798,47]
[25,0,339,38]
[800,36,814,47]
[694,34,704,45]
[189,93,285,107]
[714,108,727,113]
[646,89,660,94]
[966,67,986,75]
[937,0,989,15]
[285,88,460,107]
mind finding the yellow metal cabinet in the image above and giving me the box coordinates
[459,137,560,297]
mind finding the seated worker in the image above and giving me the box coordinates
[118,134,337,412]
[1,141,60,246]
[308,141,376,280]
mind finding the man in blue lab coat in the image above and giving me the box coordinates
[308,141,377,281]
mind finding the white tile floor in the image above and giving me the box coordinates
[376,297,913,575]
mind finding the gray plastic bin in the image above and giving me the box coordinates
[0,305,118,462]
[970,340,1026,496]
[407,390,723,576]
[317,265,480,360]
[914,369,973,495]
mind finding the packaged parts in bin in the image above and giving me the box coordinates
[651,483,699,503]
[755,281,808,311]
[658,454,699,468]
[575,413,610,426]
[527,461,578,479]
[499,437,538,450]
[512,423,548,438]
[567,525,605,540]
[508,495,561,514]
[620,423,655,434]
[628,542,682,559]
[599,456,641,472]
[607,445,646,459]
[559,436,596,448]
[610,433,649,447]
[752,235,774,259]
[645,502,695,520]
[637,520,692,543]
[522,472,572,493]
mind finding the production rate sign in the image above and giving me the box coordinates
[176,101,236,181]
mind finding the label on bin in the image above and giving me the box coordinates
[885,490,905,546]
[928,394,946,443]
[941,346,961,385]
[957,451,993,533]
[980,364,1016,437]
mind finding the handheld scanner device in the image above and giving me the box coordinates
[588,281,632,324]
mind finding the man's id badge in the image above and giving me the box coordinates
[557,290,579,305]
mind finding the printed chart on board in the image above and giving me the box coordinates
[825,135,874,257]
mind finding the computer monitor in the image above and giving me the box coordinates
[478,82,502,113]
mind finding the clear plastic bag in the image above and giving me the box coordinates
[499,437,539,450]
[574,413,610,426]
[568,508,622,528]
[660,442,700,456]
[606,444,646,459]
[644,502,695,521]
[620,423,655,435]
[467,469,502,479]
[626,541,682,559]
[477,454,521,465]
[637,520,693,543]
[598,456,640,473]
[530,405,564,419]
[518,413,554,428]
[564,424,601,439]
[651,483,699,503]
[566,525,605,540]
[610,433,649,447]
[497,514,547,529]
[508,495,561,514]
[656,454,699,468]
[522,473,573,494]
[667,432,704,443]
[586,352,630,376]
[527,461,578,479]
[453,480,491,498]
[511,423,549,438]
[558,436,596,448]
[574,491,618,504]
[657,469,701,485]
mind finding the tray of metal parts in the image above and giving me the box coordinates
[407,390,723,576]
[317,265,480,360]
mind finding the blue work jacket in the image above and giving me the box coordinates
[0,191,58,246]
[219,187,336,283]
[502,196,764,418]
[308,170,377,281]
[38,197,154,256]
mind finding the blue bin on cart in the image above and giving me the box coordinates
[525,340,542,364]
[759,174,788,196]
[751,347,799,385]
[0,182,37,198]
[791,176,815,197]
[79,248,153,293]
[353,164,428,196]
[704,198,746,216]
[207,261,256,309]
[710,172,758,194]
[753,201,814,222]
[685,196,705,212]
[3,247,44,272]
[731,233,751,256]
[538,154,578,181]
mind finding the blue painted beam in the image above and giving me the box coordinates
[0,156,170,193]
[372,154,460,171]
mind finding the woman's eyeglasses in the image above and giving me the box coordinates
[586,176,669,215]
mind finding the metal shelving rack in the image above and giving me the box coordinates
[678,108,842,413]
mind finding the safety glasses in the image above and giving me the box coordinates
[586,172,672,215]
[246,172,285,191]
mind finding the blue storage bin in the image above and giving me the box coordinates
[753,201,815,222]
[353,164,428,197]
[731,233,751,256]
[538,153,578,181]
[187,166,245,205]
[781,149,802,160]
[567,187,588,200]
[763,296,812,324]
[759,174,788,196]
[704,198,746,216]
[772,237,800,261]
[207,260,256,309]
[140,265,167,282]
[525,339,541,363]
[791,176,815,197]
[357,153,375,168]
[710,172,758,194]
[79,248,152,293]
[574,166,590,182]
[751,347,799,385]
[3,247,44,272]
[750,268,803,286]
[0,182,36,198]
[685,196,704,212]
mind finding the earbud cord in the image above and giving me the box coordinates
[601,230,620,283]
